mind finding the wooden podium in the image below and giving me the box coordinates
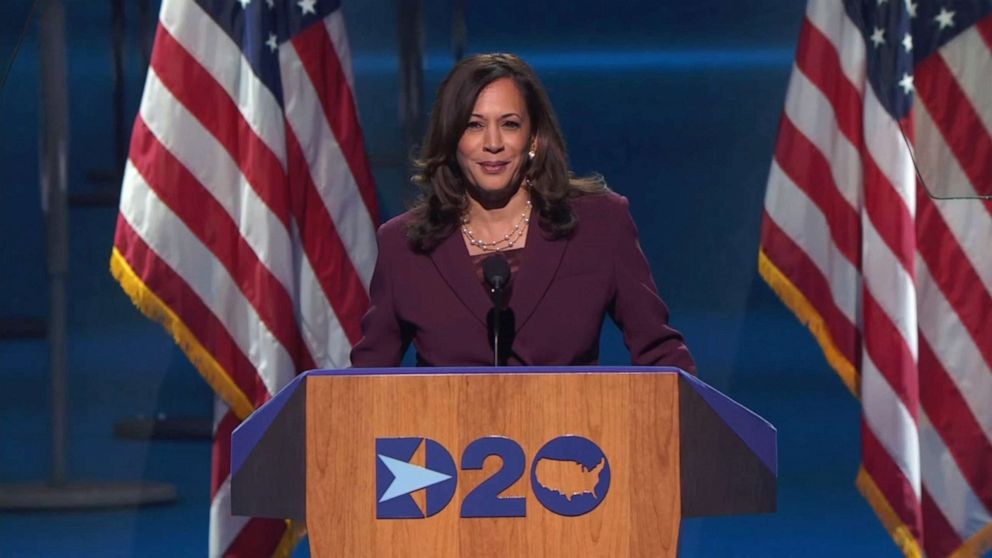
[231,367,776,557]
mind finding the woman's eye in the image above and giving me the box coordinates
[503,121,521,129]
[466,121,484,130]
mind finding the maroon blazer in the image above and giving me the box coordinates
[350,192,695,372]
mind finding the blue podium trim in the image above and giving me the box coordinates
[231,366,776,479]
[682,373,778,476]
[305,365,684,376]
[231,373,307,476]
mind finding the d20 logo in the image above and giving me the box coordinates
[530,435,611,516]
[375,438,457,518]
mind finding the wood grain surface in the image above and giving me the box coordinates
[305,372,680,557]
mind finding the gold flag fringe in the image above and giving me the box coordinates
[112,248,302,555]
[110,247,254,421]
[272,520,307,558]
[762,248,992,556]
[856,467,923,558]
[757,249,860,397]
[951,522,992,558]
[760,249,925,556]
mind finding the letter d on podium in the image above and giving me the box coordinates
[376,437,457,518]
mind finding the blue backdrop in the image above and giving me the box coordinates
[0,1,902,555]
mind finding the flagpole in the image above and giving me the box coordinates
[397,0,424,148]
[0,0,175,510]
[41,0,70,486]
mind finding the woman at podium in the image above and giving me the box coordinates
[350,53,694,373]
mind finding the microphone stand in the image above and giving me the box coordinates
[490,283,504,367]
[482,254,510,367]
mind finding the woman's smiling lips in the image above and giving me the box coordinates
[478,161,509,174]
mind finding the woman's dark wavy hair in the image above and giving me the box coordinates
[407,52,607,252]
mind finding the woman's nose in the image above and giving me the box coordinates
[483,128,503,152]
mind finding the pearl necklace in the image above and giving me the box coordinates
[461,200,532,252]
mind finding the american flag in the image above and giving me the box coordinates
[760,0,992,556]
[109,0,378,555]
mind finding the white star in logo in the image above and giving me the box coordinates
[298,0,316,15]
[237,0,251,7]
[934,7,955,30]
[870,27,886,48]
[904,0,917,18]
[898,72,914,94]
[902,32,913,52]
[266,33,278,52]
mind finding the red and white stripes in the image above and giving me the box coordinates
[112,1,377,556]
[760,1,992,555]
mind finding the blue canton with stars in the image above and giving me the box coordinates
[193,0,342,105]
[843,0,992,120]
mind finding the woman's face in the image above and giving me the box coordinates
[456,77,533,197]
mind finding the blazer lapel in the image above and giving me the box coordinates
[511,217,568,332]
[429,230,491,326]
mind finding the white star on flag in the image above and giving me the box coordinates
[237,0,251,7]
[902,32,912,52]
[298,0,317,15]
[934,8,955,30]
[898,72,914,94]
[870,27,886,47]
[904,0,917,18]
[266,33,278,52]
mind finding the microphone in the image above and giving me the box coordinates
[482,255,511,366]
[482,254,511,296]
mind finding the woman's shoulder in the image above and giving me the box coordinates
[569,190,632,223]
[375,210,417,252]
[571,189,629,210]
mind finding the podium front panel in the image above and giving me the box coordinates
[304,371,681,558]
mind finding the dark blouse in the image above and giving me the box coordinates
[470,248,524,304]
